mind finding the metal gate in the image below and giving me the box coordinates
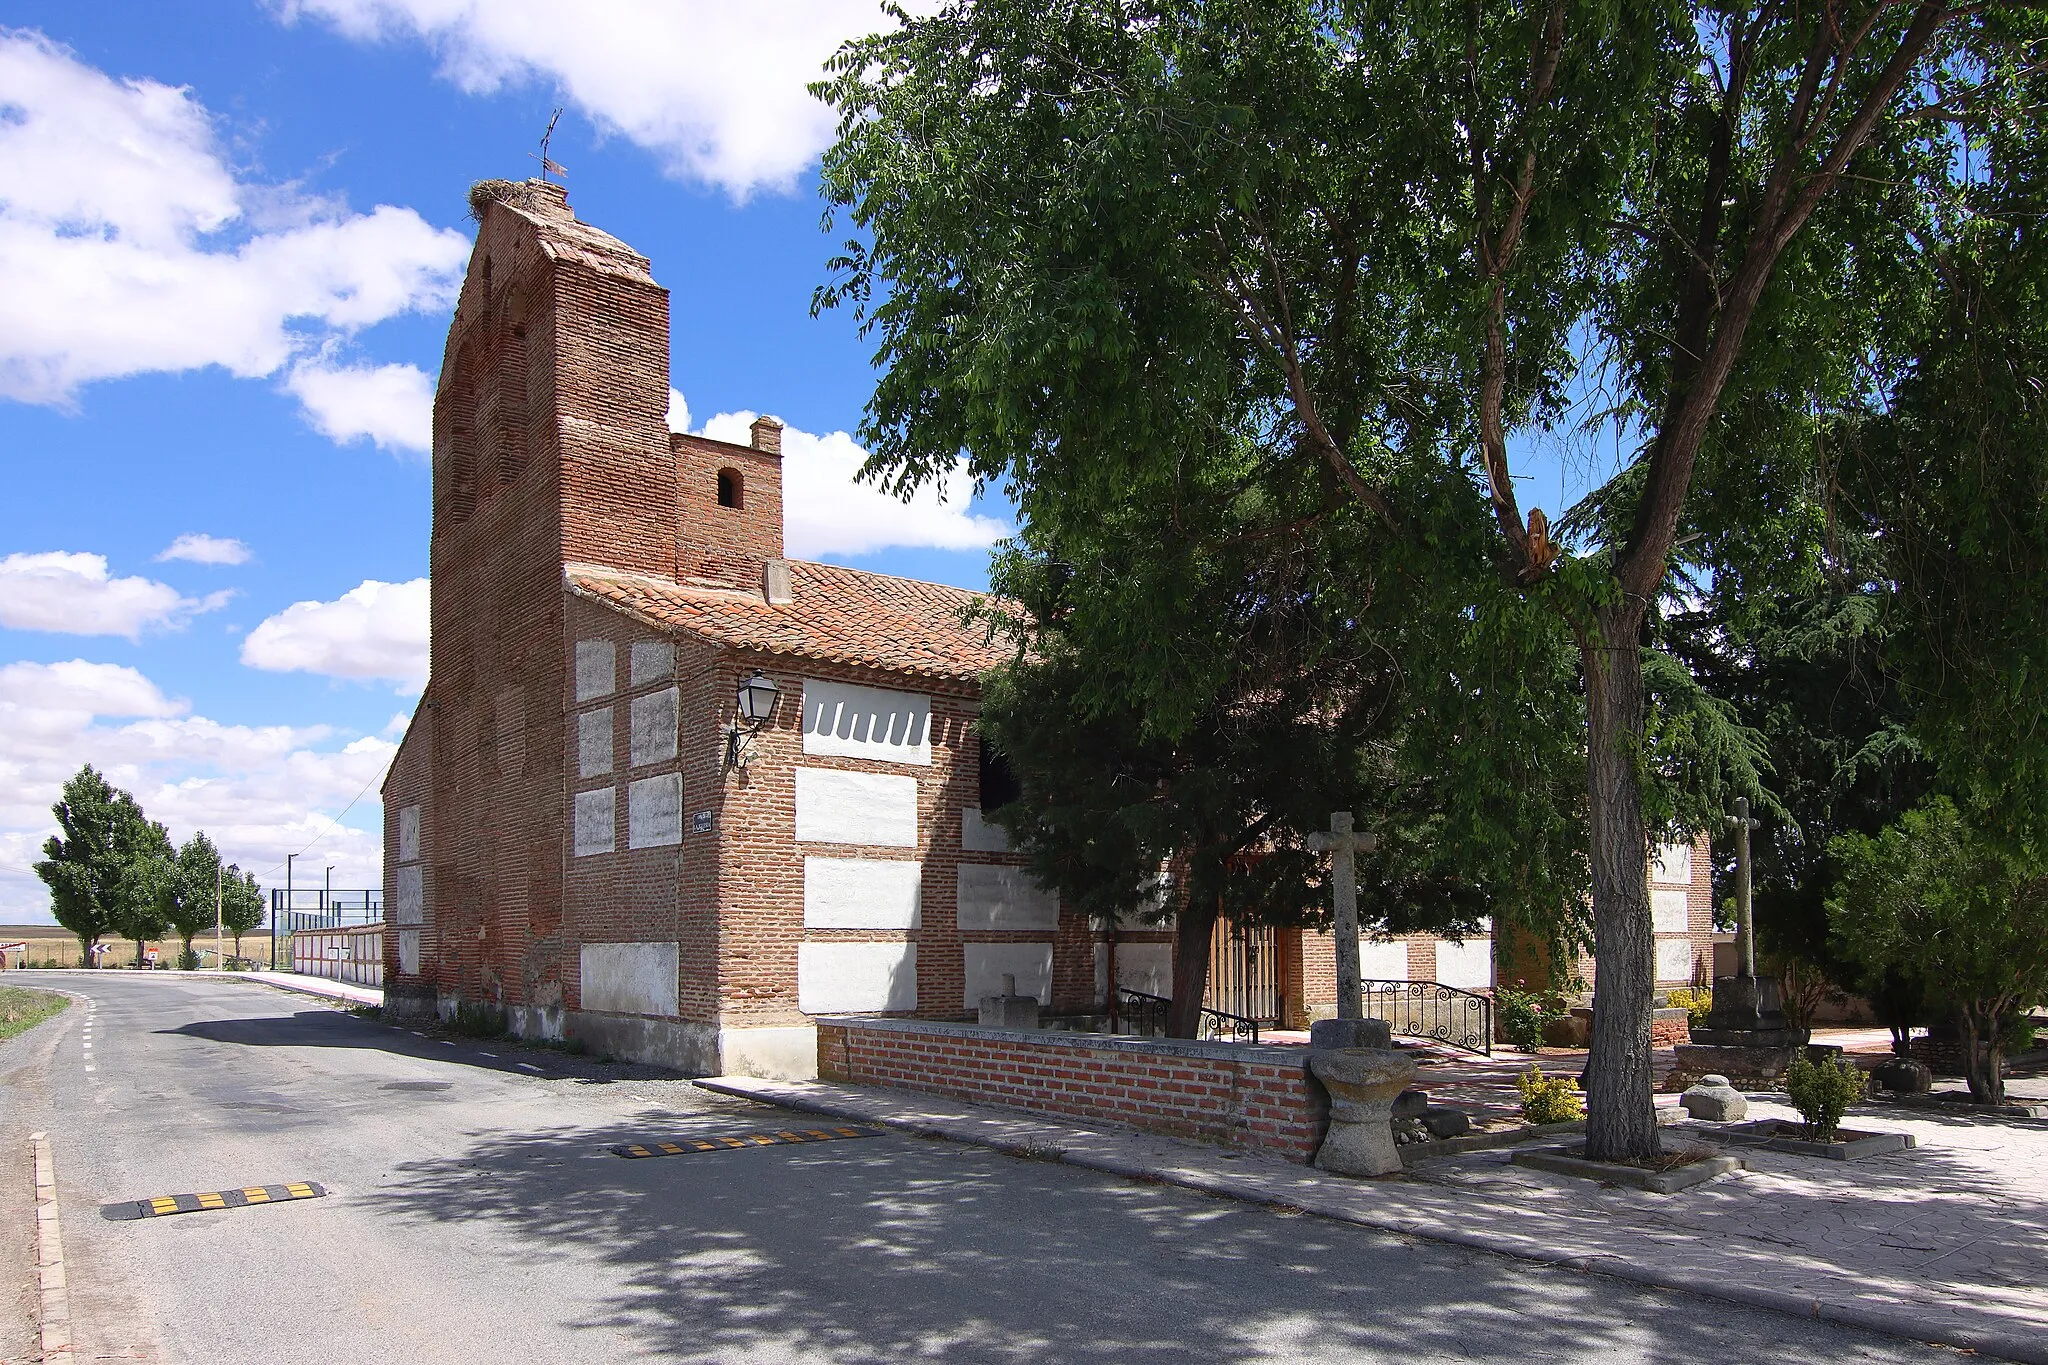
[1205,918,1282,1033]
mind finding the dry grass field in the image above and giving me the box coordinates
[0,925,281,970]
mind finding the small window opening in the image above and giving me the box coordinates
[717,468,743,509]
[979,738,1021,814]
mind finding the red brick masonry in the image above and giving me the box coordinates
[816,1017,1331,1162]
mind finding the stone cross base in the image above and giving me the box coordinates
[1308,1047,1417,1177]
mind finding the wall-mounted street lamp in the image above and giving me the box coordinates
[724,671,780,771]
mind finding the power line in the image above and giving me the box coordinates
[251,765,384,883]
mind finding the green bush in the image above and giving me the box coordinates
[1517,1065,1584,1124]
[1495,987,1565,1053]
[1666,987,1714,1027]
[1785,1054,1865,1143]
[449,1001,507,1038]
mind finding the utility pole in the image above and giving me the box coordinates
[280,853,295,972]
[324,864,334,927]
[214,857,223,971]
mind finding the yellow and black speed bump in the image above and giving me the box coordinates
[611,1126,883,1159]
[100,1182,325,1221]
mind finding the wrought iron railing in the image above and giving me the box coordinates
[1115,988,1264,1044]
[1359,979,1492,1055]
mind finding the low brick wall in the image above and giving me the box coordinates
[817,1017,1331,1162]
[1651,1008,1691,1046]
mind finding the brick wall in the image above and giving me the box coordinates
[817,1017,1331,1162]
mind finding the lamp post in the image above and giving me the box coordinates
[280,853,295,972]
[324,864,334,927]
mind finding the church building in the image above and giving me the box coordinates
[380,180,1714,1079]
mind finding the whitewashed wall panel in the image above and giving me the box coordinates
[575,640,614,701]
[1436,938,1494,990]
[1092,941,1173,998]
[793,768,918,847]
[580,941,679,1016]
[801,679,931,766]
[573,787,615,857]
[1653,841,1693,885]
[961,807,1011,853]
[629,687,678,767]
[397,805,420,863]
[577,708,612,778]
[397,929,420,976]
[956,865,1059,931]
[1657,938,1698,983]
[393,865,423,926]
[1359,937,1410,982]
[630,640,675,685]
[1652,888,1691,934]
[798,942,919,1014]
[804,857,923,929]
[629,774,683,849]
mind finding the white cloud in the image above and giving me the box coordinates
[241,578,429,689]
[284,356,435,453]
[684,404,1009,559]
[666,387,689,435]
[0,551,232,639]
[157,533,252,566]
[0,31,467,424]
[0,656,390,923]
[279,1,904,198]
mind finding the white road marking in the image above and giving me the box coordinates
[517,1062,542,1072]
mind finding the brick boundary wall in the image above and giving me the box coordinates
[817,1017,1331,1162]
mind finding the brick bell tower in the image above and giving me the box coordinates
[420,178,678,1020]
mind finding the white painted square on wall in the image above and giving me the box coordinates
[397,929,420,976]
[961,807,1011,853]
[1436,938,1494,990]
[1656,937,1697,983]
[793,767,918,847]
[628,773,683,849]
[1092,941,1172,998]
[630,640,675,685]
[1653,841,1693,885]
[955,864,1060,931]
[580,941,680,1016]
[630,687,679,767]
[962,942,1055,1008]
[799,941,919,1014]
[573,787,615,857]
[1652,887,1691,934]
[804,857,923,929]
[1359,937,1410,982]
[397,805,420,863]
[577,708,613,778]
[801,678,931,766]
[575,640,615,701]
[394,865,423,926]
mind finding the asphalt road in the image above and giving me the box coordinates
[0,974,1973,1364]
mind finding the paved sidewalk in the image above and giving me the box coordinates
[23,967,384,1009]
[701,1074,2048,1364]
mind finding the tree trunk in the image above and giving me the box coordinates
[1168,896,1219,1038]
[1582,613,1662,1161]
[1960,1005,2006,1105]
[75,933,93,968]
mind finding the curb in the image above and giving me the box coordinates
[31,1131,71,1362]
[696,1077,2042,1365]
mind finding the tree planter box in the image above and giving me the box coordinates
[1510,1145,1745,1193]
[1720,1120,1916,1160]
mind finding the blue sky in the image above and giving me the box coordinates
[0,2,1019,922]
[0,3,1601,925]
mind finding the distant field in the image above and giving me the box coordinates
[0,925,281,970]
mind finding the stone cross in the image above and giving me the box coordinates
[1725,796,1760,980]
[1308,812,1377,1021]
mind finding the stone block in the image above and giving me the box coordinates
[1392,1088,1429,1119]
[1871,1057,1934,1094]
[1421,1105,1471,1139]
[1679,1077,1748,1122]
[978,973,1041,1029]
[1310,1017,1392,1051]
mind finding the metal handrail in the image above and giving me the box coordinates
[1115,988,1264,1044]
[1358,979,1493,1056]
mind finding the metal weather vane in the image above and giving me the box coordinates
[530,107,567,182]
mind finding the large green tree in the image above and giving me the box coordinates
[817,0,2013,1157]
[33,766,157,965]
[220,866,265,964]
[165,832,224,968]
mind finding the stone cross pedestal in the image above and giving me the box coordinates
[1309,1046,1417,1177]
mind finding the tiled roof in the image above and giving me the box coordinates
[565,561,1012,682]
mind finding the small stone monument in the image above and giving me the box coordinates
[1679,1073,1748,1122]
[1305,811,1416,1176]
[1674,798,1808,1085]
[978,973,1040,1029]
[1871,1055,1934,1094]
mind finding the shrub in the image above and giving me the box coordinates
[1785,1053,1865,1142]
[1495,987,1565,1053]
[449,1001,507,1038]
[1517,1065,1584,1124]
[1666,987,1714,1027]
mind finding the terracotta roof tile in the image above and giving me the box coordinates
[565,561,1011,682]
